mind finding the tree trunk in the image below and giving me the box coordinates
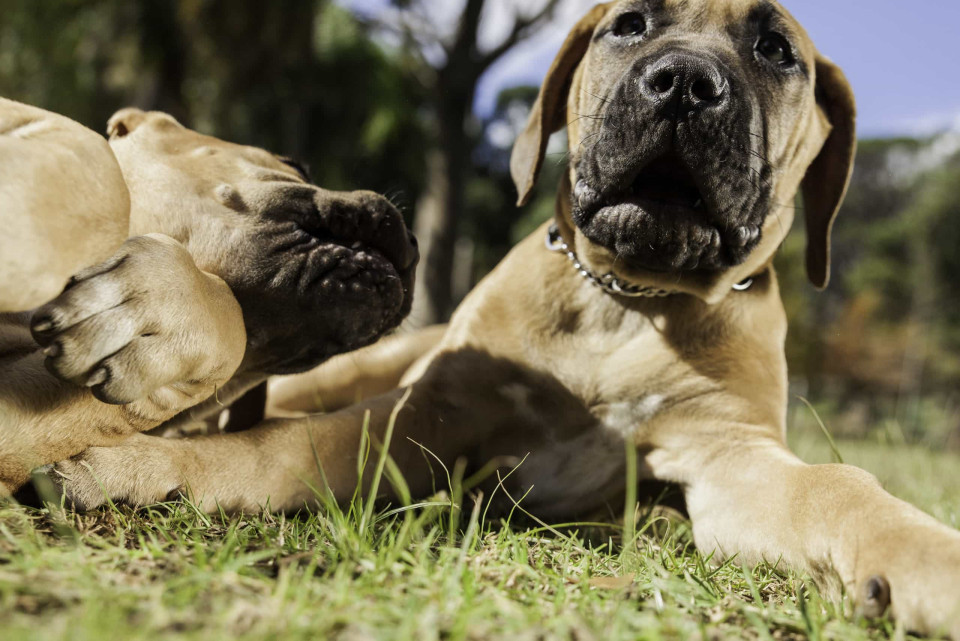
[407,0,560,325]
[410,81,472,326]
[137,0,190,122]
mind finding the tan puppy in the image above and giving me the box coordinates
[0,105,417,491]
[50,1,960,636]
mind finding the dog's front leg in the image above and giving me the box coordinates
[658,432,960,637]
[52,348,593,512]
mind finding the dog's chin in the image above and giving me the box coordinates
[296,241,404,303]
[242,282,409,375]
[571,167,764,274]
[576,200,733,273]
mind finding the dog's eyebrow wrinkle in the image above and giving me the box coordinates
[748,1,796,39]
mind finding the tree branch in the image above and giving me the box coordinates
[478,0,562,72]
[448,0,486,63]
[352,13,438,89]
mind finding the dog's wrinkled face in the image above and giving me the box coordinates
[512,0,856,297]
[107,109,418,374]
[573,0,817,273]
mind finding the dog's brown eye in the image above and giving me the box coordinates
[756,34,793,66]
[612,12,646,37]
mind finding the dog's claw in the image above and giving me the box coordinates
[858,575,891,619]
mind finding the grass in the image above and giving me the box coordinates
[1,417,958,640]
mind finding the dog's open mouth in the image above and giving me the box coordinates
[572,151,762,273]
[576,151,711,220]
[625,153,708,213]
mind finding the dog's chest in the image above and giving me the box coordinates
[549,318,681,432]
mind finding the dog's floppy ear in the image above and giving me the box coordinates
[801,55,856,289]
[510,3,612,206]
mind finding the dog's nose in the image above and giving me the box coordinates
[641,52,729,112]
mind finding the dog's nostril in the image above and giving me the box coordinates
[691,78,725,103]
[650,71,675,94]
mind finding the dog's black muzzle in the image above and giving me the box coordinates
[572,47,772,274]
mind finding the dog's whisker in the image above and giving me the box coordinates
[586,90,614,105]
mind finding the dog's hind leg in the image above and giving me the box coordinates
[0,98,129,312]
[0,234,248,491]
[265,325,447,416]
[52,384,464,513]
[51,346,596,513]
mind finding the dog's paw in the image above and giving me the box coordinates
[30,234,246,406]
[50,437,185,510]
[853,527,960,638]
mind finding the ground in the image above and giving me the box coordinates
[2,413,959,641]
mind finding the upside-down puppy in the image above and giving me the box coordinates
[51,1,960,636]
[0,102,417,493]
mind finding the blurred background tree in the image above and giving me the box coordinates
[356,0,562,324]
[0,0,428,201]
[3,0,960,446]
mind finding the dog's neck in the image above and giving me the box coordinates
[552,174,775,304]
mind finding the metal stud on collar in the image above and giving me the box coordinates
[545,224,674,298]
[545,223,754,298]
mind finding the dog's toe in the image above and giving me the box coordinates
[48,439,188,511]
[49,458,109,511]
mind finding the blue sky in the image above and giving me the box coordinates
[761,0,960,137]
[344,0,960,138]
